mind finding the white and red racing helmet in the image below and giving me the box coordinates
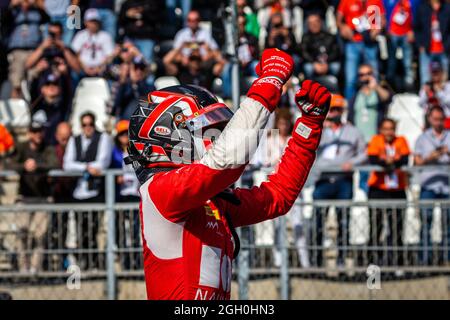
[126,85,233,181]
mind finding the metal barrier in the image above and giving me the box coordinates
[1,168,450,299]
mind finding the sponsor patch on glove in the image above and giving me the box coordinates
[295,122,312,139]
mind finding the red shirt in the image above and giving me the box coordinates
[338,0,386,42]
[389,0,413,36]
[430,11,444,54]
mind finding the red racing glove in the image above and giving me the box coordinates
[247,48,294,112]
[292,80,331,148]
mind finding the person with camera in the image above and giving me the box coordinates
[414,106,450,265]
[112,55,155,120]
[348,63,392,144]
[26,21,81,78]
[336,0,386,102]
[419,60,450,128]
[265,12,297,54]
[164,47,215,91]
[165,10,225,77]
[4,0,50,98]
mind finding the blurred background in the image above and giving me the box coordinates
[1,0,450,300]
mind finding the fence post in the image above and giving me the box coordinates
[237,227,249,300]
[105,171,117,300]
[279,215,289,300]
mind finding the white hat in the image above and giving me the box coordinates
[84,8,101,22]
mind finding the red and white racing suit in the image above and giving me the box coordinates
[138,94,324,300]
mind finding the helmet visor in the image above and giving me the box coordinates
[185,103,233,133]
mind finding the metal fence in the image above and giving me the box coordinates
[1,168,450,300]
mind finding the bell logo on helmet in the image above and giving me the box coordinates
[154,126,171,136]
[138,96,180,139]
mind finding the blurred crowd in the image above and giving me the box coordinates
[0,0,450,273]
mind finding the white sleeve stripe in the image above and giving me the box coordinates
[200,97,270,170]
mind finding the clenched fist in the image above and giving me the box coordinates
[295,80,331,120]
[247,48,294,112]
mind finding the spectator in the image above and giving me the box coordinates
[258,0,301,32]
[43,0,77,45]
[118,0,166,64]
[237,0,260,38]
[164,47,215,90]
[4,0,50,98]
[414,0,450,85]
[26,21,81,79]
[384,0,415,90]
[112,55,155,120]
[63,111,112,269]
[6,119,58,273]
[265,12,297,54]
[110,120,141,269]
[7,119,58,201]
[254,109,310,268]
[310,98,367,267]
[71,8,115,77]
[299,0,329,22]
[166,10,225,77]
[0,124,14,161]
[53,122,74,200]
[337,0,386,102]
[366,118,410,266]
[414,106,450,265]
[419,60,450,126]
[86,0,117,40]
[349,64,392,144]
[301,14,340,79]
[104,41,145,108]
[49,122,74,270]
[222,14,259,99]
[30,72,71,145]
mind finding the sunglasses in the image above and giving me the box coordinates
[358,72,373,77]
[82,122,94,128]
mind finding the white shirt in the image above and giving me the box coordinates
[63,132,112,200]
[71,29,115,68]
[173,27,219,57]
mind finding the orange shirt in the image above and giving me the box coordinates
[338,0,386,42]
[0,124,14,156]
[367,135,410,191]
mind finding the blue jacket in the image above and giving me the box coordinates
[414,1,450,52]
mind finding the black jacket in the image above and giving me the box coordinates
[300,30,340,63]
[118,0,165,40]
[414,1,450,53]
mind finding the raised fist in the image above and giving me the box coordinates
[247,48,294,112]
[255,48,294,85]
[295,80,331,119]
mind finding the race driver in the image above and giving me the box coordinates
[126,48,331,300]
